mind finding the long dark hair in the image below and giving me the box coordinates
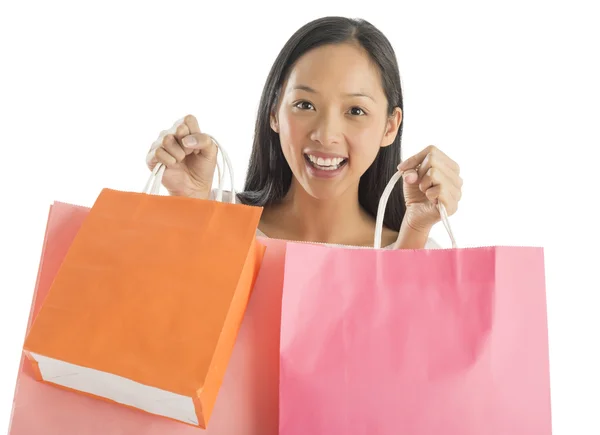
[237,16,406,231]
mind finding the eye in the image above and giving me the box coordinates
[294,101,314,110]
[349,107,366,116]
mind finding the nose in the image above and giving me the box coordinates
[310,111,343,147]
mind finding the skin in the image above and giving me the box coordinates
[146,42,463,248]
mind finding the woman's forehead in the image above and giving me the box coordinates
[284,43,383,97]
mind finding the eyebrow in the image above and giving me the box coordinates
[291,85,376,102]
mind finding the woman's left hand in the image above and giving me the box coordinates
[397,145,463,233]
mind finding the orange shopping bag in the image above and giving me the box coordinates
[22,141,265,429]
[10,202,284,435]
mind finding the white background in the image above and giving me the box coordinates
[1,0,598,433]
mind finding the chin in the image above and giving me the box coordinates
[303,186,342,201]
[297,176,355,202]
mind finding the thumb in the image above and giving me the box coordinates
[181,133,217,155]
[401,168,419,184]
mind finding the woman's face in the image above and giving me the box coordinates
[271,42,402,200]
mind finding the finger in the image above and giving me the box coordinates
[397,145,436,172]
[432,164,462,191]
[419,167,443,194]
[424,185,448,208]
[180,115,216,158]
[436,151,460,176]
[443,152,460,175]
[180,132,216,154]
[161,118,186,143]
[154,147,178,169]
[149,119,183,154]
[183,114,201,135]
[146,134,168,169]
[150,130,168,153]
[417,153,431,180]
[402,169,419,184]
[424,183,461,213]
[399,145,460,176]
[146,118,188,169]
[424,185,442,205]
[415,153,463,191]
[162,134,186,162]
[146,147,158,169]
[420,145,459,173]
[419,166,462,203]
[415,149,444,180]
[175,122,191,143]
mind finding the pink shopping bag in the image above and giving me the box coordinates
[9,201,284,434]
[279,172,552,435]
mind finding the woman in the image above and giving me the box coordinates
[146,16,462,249]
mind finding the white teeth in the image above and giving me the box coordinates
[306,154,346,170]
[305,154,346,172]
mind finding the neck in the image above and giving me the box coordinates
[274,180,374,245]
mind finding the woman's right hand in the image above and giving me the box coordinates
[146,115,219,199]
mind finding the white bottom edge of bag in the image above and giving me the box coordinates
[29,352,199,426]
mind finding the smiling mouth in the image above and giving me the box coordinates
[304,153,349,171]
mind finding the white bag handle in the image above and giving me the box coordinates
[143,135,236,204]
[374,170,457,249]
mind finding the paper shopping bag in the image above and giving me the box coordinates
[10,201,283,435]
[201,236,286,435]
[22,146,266,429]
[279,172,552,435]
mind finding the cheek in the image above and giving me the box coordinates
[347,124,384,167]
[277,112,313,174]
[278,111,307,151]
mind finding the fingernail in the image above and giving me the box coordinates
[183,136,197,147]
[405,172,418,183]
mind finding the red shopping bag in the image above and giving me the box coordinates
[9,200,284,434]
[278,172,552,434]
